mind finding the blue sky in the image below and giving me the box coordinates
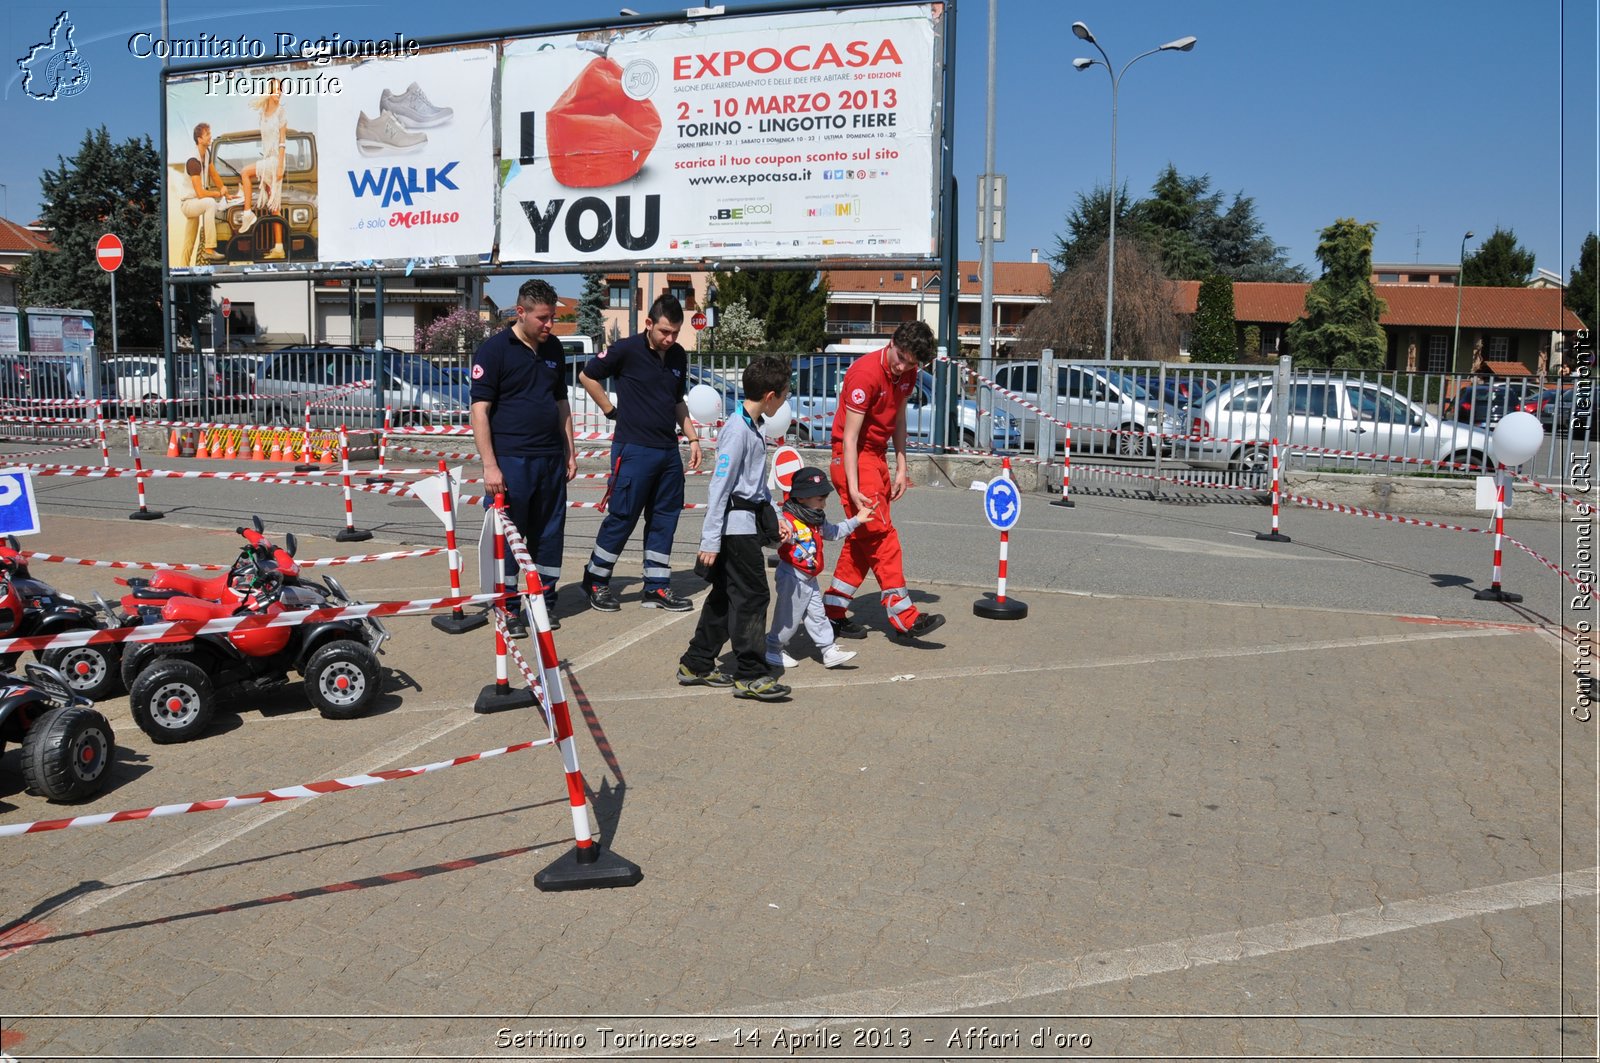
[3,0,1595,307]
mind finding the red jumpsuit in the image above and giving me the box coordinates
[823,347,926,633]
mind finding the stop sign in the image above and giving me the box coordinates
[95,233,123,272]
[221,298,231,319]
[690,311,707,331]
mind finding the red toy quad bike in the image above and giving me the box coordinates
[116,517,390,744]
[0,662,116,802]
[0,535,122,701]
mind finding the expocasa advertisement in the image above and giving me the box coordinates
[497,4,941,264]
[316,45,497,262]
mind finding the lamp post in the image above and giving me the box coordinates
[1072,22,1196,361]
[1453,230,1474,371]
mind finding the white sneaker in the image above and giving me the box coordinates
[380,82,454,129]
[764,650,799,668]
[356,110,428,155]
[236,209,258,234]
[821,645,857,668]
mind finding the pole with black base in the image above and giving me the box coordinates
[476,499,537,713]
[1049,423,1075,508]
[432,459,488,634]
[1473,464,1522,602]
[973,528,1027,619]
[127,421,164,521]
[334,425,373,543]
[974,458,1027,620]
[365,406,394,485]
[1256,438,1290,542]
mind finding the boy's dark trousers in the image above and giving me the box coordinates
[680,533,770,681]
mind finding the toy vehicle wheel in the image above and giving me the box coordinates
[304,639,381,720]
[21,705,116,802]
[40,643,123,701]
[120,644,181,692]
[129,658,215,743]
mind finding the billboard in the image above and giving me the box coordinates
[162,2,943,273]
[498,4,940,263]
[23,309,95,352]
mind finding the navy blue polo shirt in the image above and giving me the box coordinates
[469,326,567,456]
[582,332,688,448]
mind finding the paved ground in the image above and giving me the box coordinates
[0,444,1593,1061]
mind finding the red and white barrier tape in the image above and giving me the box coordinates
[1502,535,1590,590]
[1284,492,1491,534]
[300,547,449,567]
[20,551,229,572]
[0,735,555,837]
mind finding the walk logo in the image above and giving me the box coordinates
[16,10,93,101]
[347,162,459,208]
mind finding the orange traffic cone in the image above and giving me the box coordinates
[267,434,283,462]
[222,432,238,460]
[166,430,181,459]
[250,433,265,461]
[319,440,335,465]
[195,432,211,459]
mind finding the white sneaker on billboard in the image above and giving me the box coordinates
[236,209,258,234]
[380,82,454,129]
[356,110,428,155]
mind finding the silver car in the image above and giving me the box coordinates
[989,361,1188,457]
[1183,375,1492,474]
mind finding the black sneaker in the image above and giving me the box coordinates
[502,610,528,639]
[831,616,869,640]
[676,663,733,687]
[894,612,946,640]
[732,675,791,701]
[641,587,693,612]
[584,584,621,613]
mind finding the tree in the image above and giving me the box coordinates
[415,306,493,355]
[576,272,607,345]
[1567,232,1597,334]
[1049,183,1135,275]
[1191,274,1237,363]
[1202,192,1309,282]
[1130,164,1215,279]
[18,126,210,346]
[710,268,827,352]
[709,299,767,352]
[1462,226,1535,287]
[1287,218,1388,370]
[1018,234,1180,361]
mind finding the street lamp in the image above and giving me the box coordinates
[1453,230,1474,371]
[1072,21,1196,360]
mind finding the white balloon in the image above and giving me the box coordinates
[761,402,793,439]
[1489,411,1544,466]
[685,384,722,425]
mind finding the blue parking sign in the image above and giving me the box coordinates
[982,475,1020,532]
[0,468,42,537]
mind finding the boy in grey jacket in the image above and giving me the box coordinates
[677,356,793,701]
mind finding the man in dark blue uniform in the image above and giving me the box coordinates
[578,294,704,612]
[470,279,575,634]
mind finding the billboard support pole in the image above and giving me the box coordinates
[932,0,959,451]
[374,273,387,428]
[159,0,174,397]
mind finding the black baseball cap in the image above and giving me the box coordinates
[789,466,829,498]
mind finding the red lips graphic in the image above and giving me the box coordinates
[546,57,662,188]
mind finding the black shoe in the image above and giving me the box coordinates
[641,587,693,612]
[547,612,561,631]
[676,663,734,687]
[732,675,791,701]
[501,609,528,639]
[584,584,621,612]
[831,616,869,640]
[894,612,946,640]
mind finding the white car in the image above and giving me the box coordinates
[1183,375,1492,474]
[989,361,1187,456]
[104,354,223,417]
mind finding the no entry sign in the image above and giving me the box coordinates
[221,298,232,319]
[96,233,123,272]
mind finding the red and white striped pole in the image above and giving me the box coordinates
[127,419,164,521]
[334,425,372,543]
[366,406,394,485]
[95,401,110,469]
[974,456,1027,620]
[1256,437,1291,542]
[431,459,487,633]
[475,496,537,713]
[296,401,317,471]
[1050,422,1074,509]
[1474,464,1523,602]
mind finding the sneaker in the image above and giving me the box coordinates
[732,675,791,701]
[676,663,733,688]
[765,650,800,669]
[831,616,869,640]
[821,645,858,668]
[584,584,621,613]
[380,82,455,129]
[641,587,693,612]
[502,609,528,640]
[201,249,226,264]
[262,244,286,261]
[236,209,258,234]
[356,109,428,155]
[894,612,946,640]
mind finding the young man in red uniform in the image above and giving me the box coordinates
[823,320,946,641]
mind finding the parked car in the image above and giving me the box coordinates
[254,346,467,425]
[1535,384,1595,433]
[0,355,72,404]
[1132,372,1219,411]
[988,361,1189,456]
[104,354,223,417]
[1183,375,1492,474]
[787,353,1021,450]
[1445,382,1543,426]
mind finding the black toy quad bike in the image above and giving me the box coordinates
[0,535,122,701]
[115,517,390,744]
[0,662,116,802]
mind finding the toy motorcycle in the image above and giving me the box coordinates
[0,662,115,802]
[0,535,121,701]
[116,518,390,744]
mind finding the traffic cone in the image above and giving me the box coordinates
[319,439,335,465]
[166,430,180,459]
[195,432,211,459]
[300,433,316,464]
[267,433,283,462]
[222,430,238,460]
[250,432,265,461]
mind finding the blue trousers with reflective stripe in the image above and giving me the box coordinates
[584,442,684,594]
[491,453,566,604]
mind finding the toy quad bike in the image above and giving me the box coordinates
[116,517,390,744]
[0,535,122,701]
[0,662,116,802]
